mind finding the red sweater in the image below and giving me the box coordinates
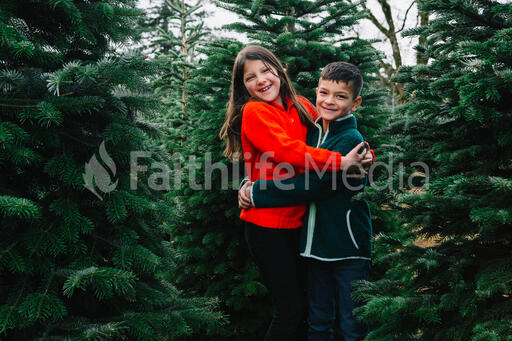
[240,97,342,229]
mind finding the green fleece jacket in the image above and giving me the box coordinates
[251,115,372,261]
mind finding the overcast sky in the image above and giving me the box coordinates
[138,0,422,66]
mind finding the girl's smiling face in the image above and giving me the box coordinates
[243,59,283,107]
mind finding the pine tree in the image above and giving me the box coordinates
[215,0,385,139]
[166,39,273,340]
[145,0,209,153]
[354,1,512,340]
[137,0,177,54]
[215,0,394,238]
[0,0,222,339]
[152,0,208,114]
[168,1,390,340]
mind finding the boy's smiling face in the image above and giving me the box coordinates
[316,78,362,123]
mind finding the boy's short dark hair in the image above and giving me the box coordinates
[320,62,363,98]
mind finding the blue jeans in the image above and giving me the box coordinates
[307,258,371,341]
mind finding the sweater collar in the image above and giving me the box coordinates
[268,97,293,113]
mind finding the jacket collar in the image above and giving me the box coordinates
[268,97,294,113]
[315,114,357,133]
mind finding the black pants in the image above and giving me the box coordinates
[245,222,306,341]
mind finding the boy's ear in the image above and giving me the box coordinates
[315,87,318,95]
[351,96,362,111]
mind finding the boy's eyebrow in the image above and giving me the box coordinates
[318,86,350,95]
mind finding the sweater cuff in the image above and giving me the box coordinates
[239,176,249,190]
[251,179,261,207]
[250,184,256,207]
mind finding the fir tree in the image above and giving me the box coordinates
[152,0,209,154]
[152,0,208,114]
[168,1,390,340]
[0,0,222,339]
[215,0,394,238]
[166,39,273,340]
[141,0,209,156]
[215,0,385,139]
[354,1,512,340]
[137,0,176,54]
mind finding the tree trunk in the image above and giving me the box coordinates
[417,2,429,65]
[377,0,404,99]
[285,7,296,34]
[364,0,409,100]
[180,0,188,116]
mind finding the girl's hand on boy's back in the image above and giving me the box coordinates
[340,142,368,178]
[239,181,253,209]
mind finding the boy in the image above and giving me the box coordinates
[245,62,372,341]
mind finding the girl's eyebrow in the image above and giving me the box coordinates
[244,67,270,78]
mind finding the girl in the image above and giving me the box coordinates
[219,45,370,341]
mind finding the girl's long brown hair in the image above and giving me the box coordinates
[219,45,315,160]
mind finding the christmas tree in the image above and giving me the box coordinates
[148,0,209,152]
[216,0,393,237]
[354,1,512,340]
[150,0,208,114]
[165,39,273,340]
[0,0,222,339]
[167,1,389,340]
[215,0,386,138]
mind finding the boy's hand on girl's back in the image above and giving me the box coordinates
[239,181,253,209]
[340,142,368,179]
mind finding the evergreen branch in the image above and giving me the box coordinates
[0,196,42,220]
[0,276,28,333]
[79,321,128,339]
[58,132,97,147]
[62,267,137,299]
[297,0,331,17]
[78,6,144,17]
[0,103,38,108]
[454,1,506,30]
[0,242,19,261]
[28,223,56,258]
[90,233,119,248]
[0,98,104,111]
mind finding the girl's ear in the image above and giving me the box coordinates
[280,77,286,88]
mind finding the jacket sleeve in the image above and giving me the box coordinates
[251,135,366,208]
[242,102,341,170]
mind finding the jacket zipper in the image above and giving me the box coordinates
[346,209,359,249]
[304,121,326,256]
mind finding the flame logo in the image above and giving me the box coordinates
[83,141,118,200]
